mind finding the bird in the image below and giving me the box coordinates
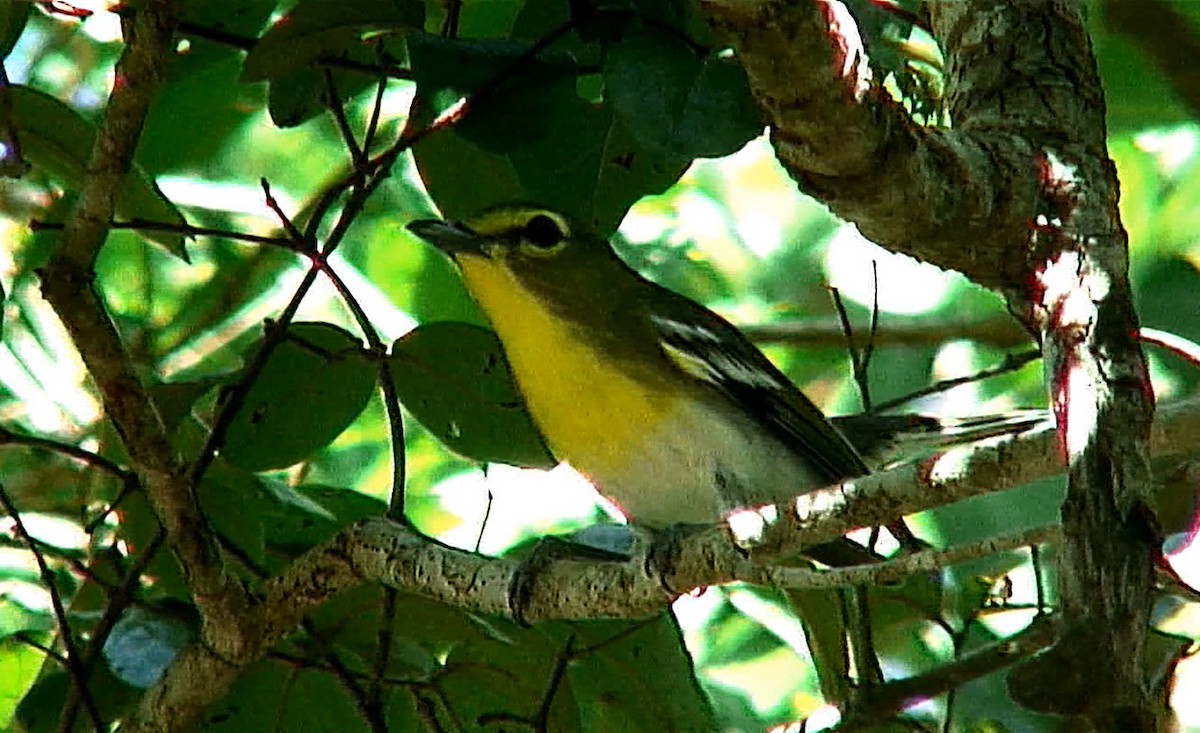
[407,204,877,530]
[407,204,1047,707]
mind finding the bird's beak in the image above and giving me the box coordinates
[407,219,485,258]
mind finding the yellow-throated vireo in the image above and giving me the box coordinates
[408,204,870,528]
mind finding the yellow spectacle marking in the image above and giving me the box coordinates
[465,208,571,239]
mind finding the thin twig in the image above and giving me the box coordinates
[172,19,413,79]
[30,218,303,249]
[362,42,389,156]
[59,531,164,731]
[829,285,873,410]
[37,0,245,666]
[323,67,364,164]
[745,525,1061,589]
[868,349,1041,413]
[14,632,67,662]
[831,616,1059,732]
[0,426,130,479]
[0,482,105,731]
[740,318,1031,349]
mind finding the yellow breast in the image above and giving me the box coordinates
[457,257,674,484]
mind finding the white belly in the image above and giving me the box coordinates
[579,399,829,528]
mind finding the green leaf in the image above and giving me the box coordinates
[411,127,525,220]
[117,491,191,602]
[603,25,763,158]
[564,616,718,731]
[222,322,376,472]
[149,375,230,435]
[141,55,263,170]
[2,86,188,258]
[413,98,687,236]
[200,463,382,568]
[1089,10,1190,133]
[260,483,385,552]
[241,0,422,82]
[0,639,41,728]
[240,0,417,127]
[200,661,363,732]
[784,587,852,705]
[407,32,580,154]
[438,615,717,732]
[390,322,555,469]
[296,483,387,524]
[266,67,374,128]
[198,473,268,566]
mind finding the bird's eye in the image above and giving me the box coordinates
[520,214,566,249]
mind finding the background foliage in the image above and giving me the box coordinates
[0,0,1199,730]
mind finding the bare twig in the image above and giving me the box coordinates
[37,0,247,640]
[869,349,1041,413]
[740,318,1031,349]
[743,525,1060,589]
[831,616,1060,732]
[0,482,104,731]
[0,425,131,480]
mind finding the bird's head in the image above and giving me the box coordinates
[407,205,634,305]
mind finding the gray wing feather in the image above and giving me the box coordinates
[643,286,868,483]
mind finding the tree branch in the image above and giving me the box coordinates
[35,0,250,644]
[699,0,1042,291]
[122,394,1200,731]
[739,317,1032,349]
[701,0,1159,727]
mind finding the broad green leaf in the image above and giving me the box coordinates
[198,474,268,567]
[116,491,191,602]
[438,614,717,732]
[0,596,54,641]
[411,127,525,220]
[390,322,554,468]
[241,0,422,82]
[149,375,230,434]
[407,32,579,154]
[200,661,362,732]
[0,639,41,728]
[413,98,686,236]
[1089,4,1191,133]
[3,87,188,257]
[222,322,376,472]
[199,463,381,568]
[141,55,263,171]
[785,587,852,705]
[603,25,763,158]
[564,616,718,731]
[266,67,374,128]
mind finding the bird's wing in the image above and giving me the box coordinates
[643,284,868,483]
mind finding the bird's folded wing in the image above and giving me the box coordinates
[644,287,868,484]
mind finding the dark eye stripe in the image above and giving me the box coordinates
[522,214,565,248]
